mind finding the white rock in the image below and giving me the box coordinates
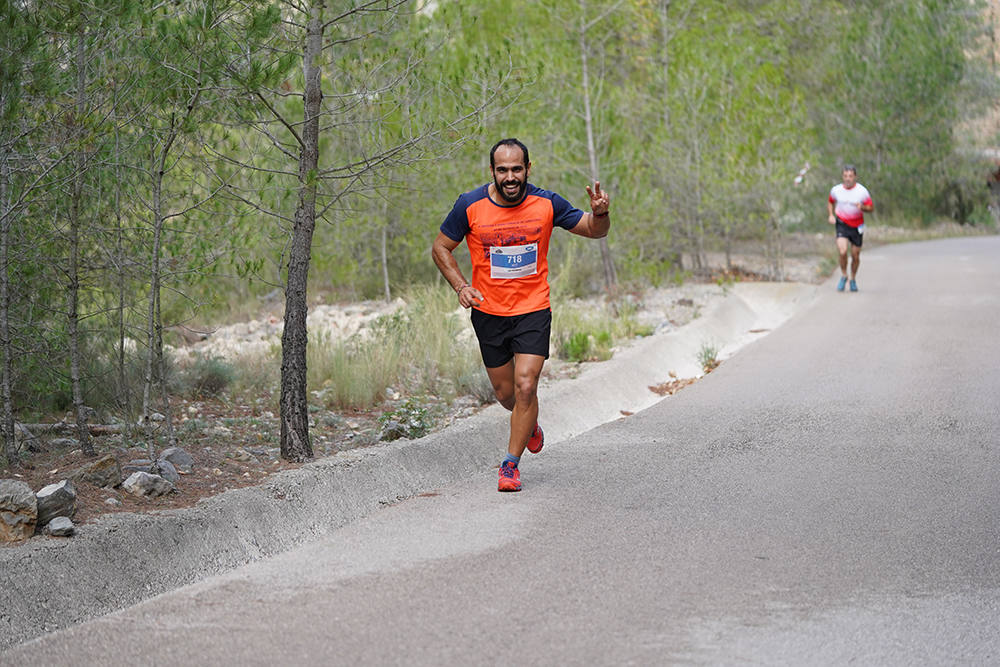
[45,516,75,537]
[35,479,76,526]
[122,472,175,498]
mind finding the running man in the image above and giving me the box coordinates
[431,138,611,492]
[827,164,874,292]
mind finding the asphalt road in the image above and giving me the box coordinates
[5,236,999,666]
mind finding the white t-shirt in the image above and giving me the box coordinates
[829,183,872,228]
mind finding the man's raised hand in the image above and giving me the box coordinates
[586,181,610,216]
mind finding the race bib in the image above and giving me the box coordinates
[490,243,538,279]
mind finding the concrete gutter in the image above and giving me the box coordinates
[0,282,818,651]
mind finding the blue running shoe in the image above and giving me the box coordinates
[837,276,847,291]
[849,279,858,292]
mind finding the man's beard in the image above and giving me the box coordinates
[494,175,527,203]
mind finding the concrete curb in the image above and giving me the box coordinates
[0,282,818,651]
[0,420,506,650]
[538,282,819,444]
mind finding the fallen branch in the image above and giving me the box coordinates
[16,422,125,437]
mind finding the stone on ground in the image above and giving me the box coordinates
[0,479,38,543]
[35,479,77,527]
[70,454,122,489]
[44,516,75,537]
[159,446,194,474]
[122,472,175,498]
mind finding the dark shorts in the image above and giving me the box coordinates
[835,220,863,247]
[470,308,551,368]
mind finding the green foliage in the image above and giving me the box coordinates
[809,0,975,220]
[181,355,236,398]
[308,332,403,409]
[613,299,655,339]
[307,285,483,410]
[698,342,720,374]
[553,292,657,363]
[3,0,998,426]
[553,306,614,362]
[558,331,597,363]
[378,399,433,441]
[180,417,207,435]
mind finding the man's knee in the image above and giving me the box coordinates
[513,375,539,404]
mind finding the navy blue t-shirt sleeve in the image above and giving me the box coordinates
[551,191,585,230]
[440,195,470,242]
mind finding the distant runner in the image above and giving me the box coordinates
[827,164,874,292]
[431,138,611,492]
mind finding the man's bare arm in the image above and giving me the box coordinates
[431,232,483,308]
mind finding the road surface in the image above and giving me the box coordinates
[4,236,999,665]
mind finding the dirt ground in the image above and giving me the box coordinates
[2,226,987,534]
[3,397,426,528]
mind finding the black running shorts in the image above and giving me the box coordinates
[835,219,863,247]
[470,307,551,368]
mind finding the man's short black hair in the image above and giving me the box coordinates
[842,164,857,174]
[490,138,530,168]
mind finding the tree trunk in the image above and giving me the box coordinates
[69,27,94,456]
[381,198,391,302]
[578,14,617,292]
[141,159,163,459]
[771,217,785,281]
[155,279,176,449]
[723,228,732,271]
[0,156,15,465]
[279,1,324,463]
[659,0,672,131]
[691,133,706,271]
[143,116,180,459]
[112,85,132,427]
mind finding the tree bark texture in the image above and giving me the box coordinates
[143,114,180,459]
[69,27,95,456]
[578,12,617,292]
[141,159,163,459]
[279,1,324,463]
[381,198,391,302]
[1,156,15,465]
[155,278,176,449]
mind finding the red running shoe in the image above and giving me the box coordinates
[525,423,544,454]
[498,461,522,492]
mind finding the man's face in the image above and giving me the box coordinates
[491,145,530,203]
[842,170,857,188]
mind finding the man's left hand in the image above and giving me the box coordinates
[586,181,610,215]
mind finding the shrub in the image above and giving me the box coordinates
[378,399,433,441]
[183,355,236,398]
[561,331,592,362]
[308,285,484,410]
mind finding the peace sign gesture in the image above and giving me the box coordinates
[586,181,610,216]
